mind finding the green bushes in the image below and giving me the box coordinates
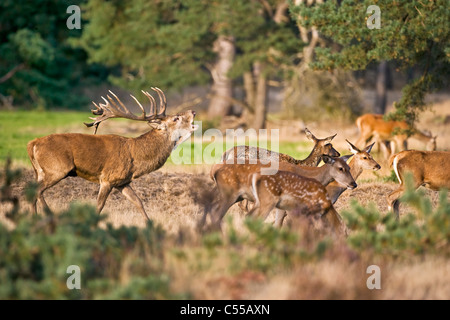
[1,158,449,299]
[343,175,450,257]
[0,203,182,299]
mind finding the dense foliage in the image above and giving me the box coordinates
[291,0,450,124]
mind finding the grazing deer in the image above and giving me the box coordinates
[386,150,450,219]
[248,171,346,236]
[355,114,436,159]
[203,155,356,230]
[273,140,381,227]
[222,128,340,166]
[27,87,198,220]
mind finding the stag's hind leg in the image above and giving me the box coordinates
[116,184,150,220]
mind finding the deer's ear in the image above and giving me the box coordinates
[363,142,375,154]
[322,155,335,164]
[346,139,360,154]
[324,133,337,144]
[305,128,316,142]
[148,121,166,130]
[340,154,354,163]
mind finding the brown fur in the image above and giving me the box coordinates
[249,171,346,236]
[355,114,436,159]
[28,108,197,220]
[386,150,450,218]
[204,156,356,230]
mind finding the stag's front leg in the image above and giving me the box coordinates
[116,184,150,220]
[97,182,113,214]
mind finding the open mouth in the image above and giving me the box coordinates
[191,119,199,132]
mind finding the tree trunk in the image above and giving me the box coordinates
[252,62,268,129]
[374,60,388,114]
[207,35,235,119]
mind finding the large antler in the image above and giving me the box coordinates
[84,87,167,134]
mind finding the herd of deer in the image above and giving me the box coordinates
[26,88,450,236]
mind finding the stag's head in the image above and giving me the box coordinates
[84,87,199,146]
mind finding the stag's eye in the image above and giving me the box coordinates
[363,156,368,159]
[173,116,180,122]
[339,168,344,171]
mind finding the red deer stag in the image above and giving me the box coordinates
[355,114,436,159]
[386,150,450,219]
[27,87,198,220]
[202,155,356,230]
[248,171,347,236]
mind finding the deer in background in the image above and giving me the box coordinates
[355,114,437,159]
[27,87,198,220]
[273,140,381,227]
[386,150,450,219]
[202,155,356,230]
[249,171,347,236]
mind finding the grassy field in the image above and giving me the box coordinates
[0,101,449,300]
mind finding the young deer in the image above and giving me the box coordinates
[27,87,198,220]
[326,140,381,204]
[355,113,437,159]
[203,155,356,230]
[222,128,340,166]
[273,140,381,228]
[386,150,450,219]
[248,171,347,236]
[222,128,340,212]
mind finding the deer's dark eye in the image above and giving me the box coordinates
[363,156,368,159]
[339,168,344,171]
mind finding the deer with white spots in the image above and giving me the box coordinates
[27,87,198,220]
[273,140,381,227]
[249,171,347,235]
[201,155,356,230]
[386,150,450,219]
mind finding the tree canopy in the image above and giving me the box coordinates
[291,0,450,124]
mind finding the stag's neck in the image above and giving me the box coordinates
[131,129,175,177]
[297,144,322,167]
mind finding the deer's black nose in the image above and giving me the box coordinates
[192,110,196,116]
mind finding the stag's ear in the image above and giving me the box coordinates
[322,155,335,164]
[363,142,376,154]
[148,121,166,130]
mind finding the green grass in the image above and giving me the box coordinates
[0,110,88,164]
[0,110,312,166]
